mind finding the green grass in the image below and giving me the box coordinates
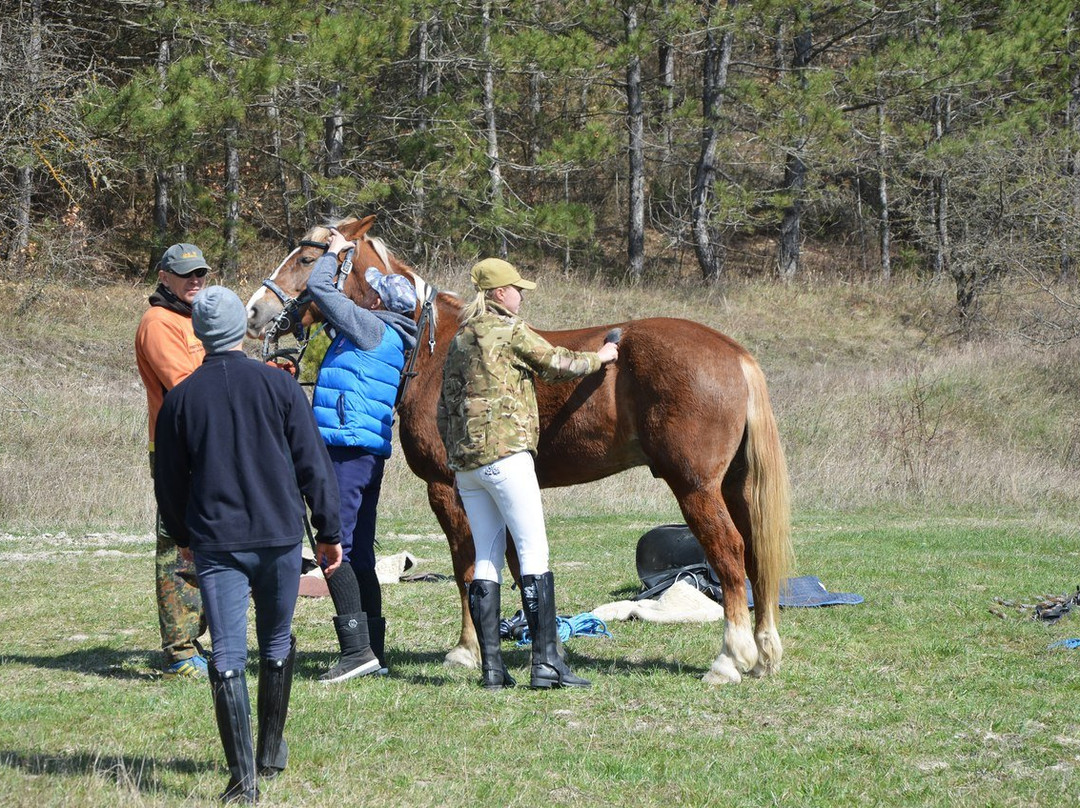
[3,265,1080,804]
[1,513,1078,806]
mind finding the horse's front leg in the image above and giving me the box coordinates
[679,487,758,685]
[426,479,481,669]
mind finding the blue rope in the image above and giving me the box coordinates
[515,612,612,647]
[1049,638,1080,649]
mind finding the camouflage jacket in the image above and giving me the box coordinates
[437,302,602,471]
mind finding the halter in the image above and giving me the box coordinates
[260,278,314,374]
[259,238,351,378]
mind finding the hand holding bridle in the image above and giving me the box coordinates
[326,228,355,256]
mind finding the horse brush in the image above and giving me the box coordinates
[603,327,622,345]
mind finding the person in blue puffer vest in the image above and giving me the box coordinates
[308,226,419,682]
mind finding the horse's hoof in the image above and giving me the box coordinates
[703,657,742,685]
[443,645,480,669]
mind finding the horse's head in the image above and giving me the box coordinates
[245,214,384,338]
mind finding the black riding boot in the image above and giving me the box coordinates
[467,579,516,690]
[209,666,258,803]
[521,572,591,689]
[367,615,389,675]
[255,636,295,780]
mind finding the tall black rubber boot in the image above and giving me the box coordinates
[321,563,380,682]
[521,572,591,689]
[208,666,258,803]
[255,636,295,780]
[356,566,389,675]
[367,615,390,676]
[467,579,516,690]
[319,613,381,683]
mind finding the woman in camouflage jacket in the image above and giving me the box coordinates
[437,258,618,691]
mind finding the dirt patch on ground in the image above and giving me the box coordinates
[0,532,152,562]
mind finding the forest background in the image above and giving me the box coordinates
[0,0,1077,339]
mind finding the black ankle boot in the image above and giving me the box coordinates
[521,572,590,689]
[255,636,296,781]
[209,666,258,803]
[319,614,381,683]
[468,579,516,690]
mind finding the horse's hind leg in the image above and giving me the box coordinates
[426,479,481,669]
[677,485,757,685]
[725,478,782,678]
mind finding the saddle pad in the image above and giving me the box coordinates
[747,575,863,608]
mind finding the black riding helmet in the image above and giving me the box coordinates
[635,524,708,588]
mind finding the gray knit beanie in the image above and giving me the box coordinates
[192,286,247,354]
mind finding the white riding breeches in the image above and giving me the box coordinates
[455,451,550,583]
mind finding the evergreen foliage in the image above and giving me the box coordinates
[0,0,1077,324]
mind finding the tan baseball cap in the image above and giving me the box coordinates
[470,258,537,291]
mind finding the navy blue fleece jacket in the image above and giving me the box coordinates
[154,350,341,551]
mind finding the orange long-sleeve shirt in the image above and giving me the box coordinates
[135,305,205,449]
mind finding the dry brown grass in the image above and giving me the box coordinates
[2,259,1079,534]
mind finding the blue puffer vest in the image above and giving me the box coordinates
[312,325,405,456]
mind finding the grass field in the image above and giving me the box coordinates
[1,511,1078,806]
[2,263,1080,805]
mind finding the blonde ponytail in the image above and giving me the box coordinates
[459,289,490,324]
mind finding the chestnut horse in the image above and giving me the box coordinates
[245,215,792,685]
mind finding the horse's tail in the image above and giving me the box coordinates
[740,355,793,617]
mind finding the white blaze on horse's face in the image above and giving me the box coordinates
[245,246,301,337]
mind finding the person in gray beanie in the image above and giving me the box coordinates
[155,284,343,803]
[306,226,419,682]
[192,286,249,354]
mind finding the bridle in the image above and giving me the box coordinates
[259,235,437,408]
[259,238,356,378]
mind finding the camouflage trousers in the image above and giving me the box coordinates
[155,513,207,664]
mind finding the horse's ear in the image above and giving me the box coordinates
[353,215,377,240]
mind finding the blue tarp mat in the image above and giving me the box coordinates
[746,575,863,608]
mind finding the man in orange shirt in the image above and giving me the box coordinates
[135,243,212,677]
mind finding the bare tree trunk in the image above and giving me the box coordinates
[222,30,240,279]
[1063,8,1080,282]
[13,0,43,272]
[223,122,240,278]
[528,68,542,170]
[323,83,344,223]
[481,1,507,257]
[691,0,735,284]
[414,16,431,257]
[150,35,171,272]
[295,77,316,228]
[877,100,892,281]
[658,0,675,164]
[777,27,811,280]
[176,164,189,232]
[625,2,645,281]
[267,89,294,246]
[930,0,950,280]
[563,169,572,273]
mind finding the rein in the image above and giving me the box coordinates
[395,285,438,411]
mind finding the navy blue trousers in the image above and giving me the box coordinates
[194,544,302,672]
[326,445,385,571]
